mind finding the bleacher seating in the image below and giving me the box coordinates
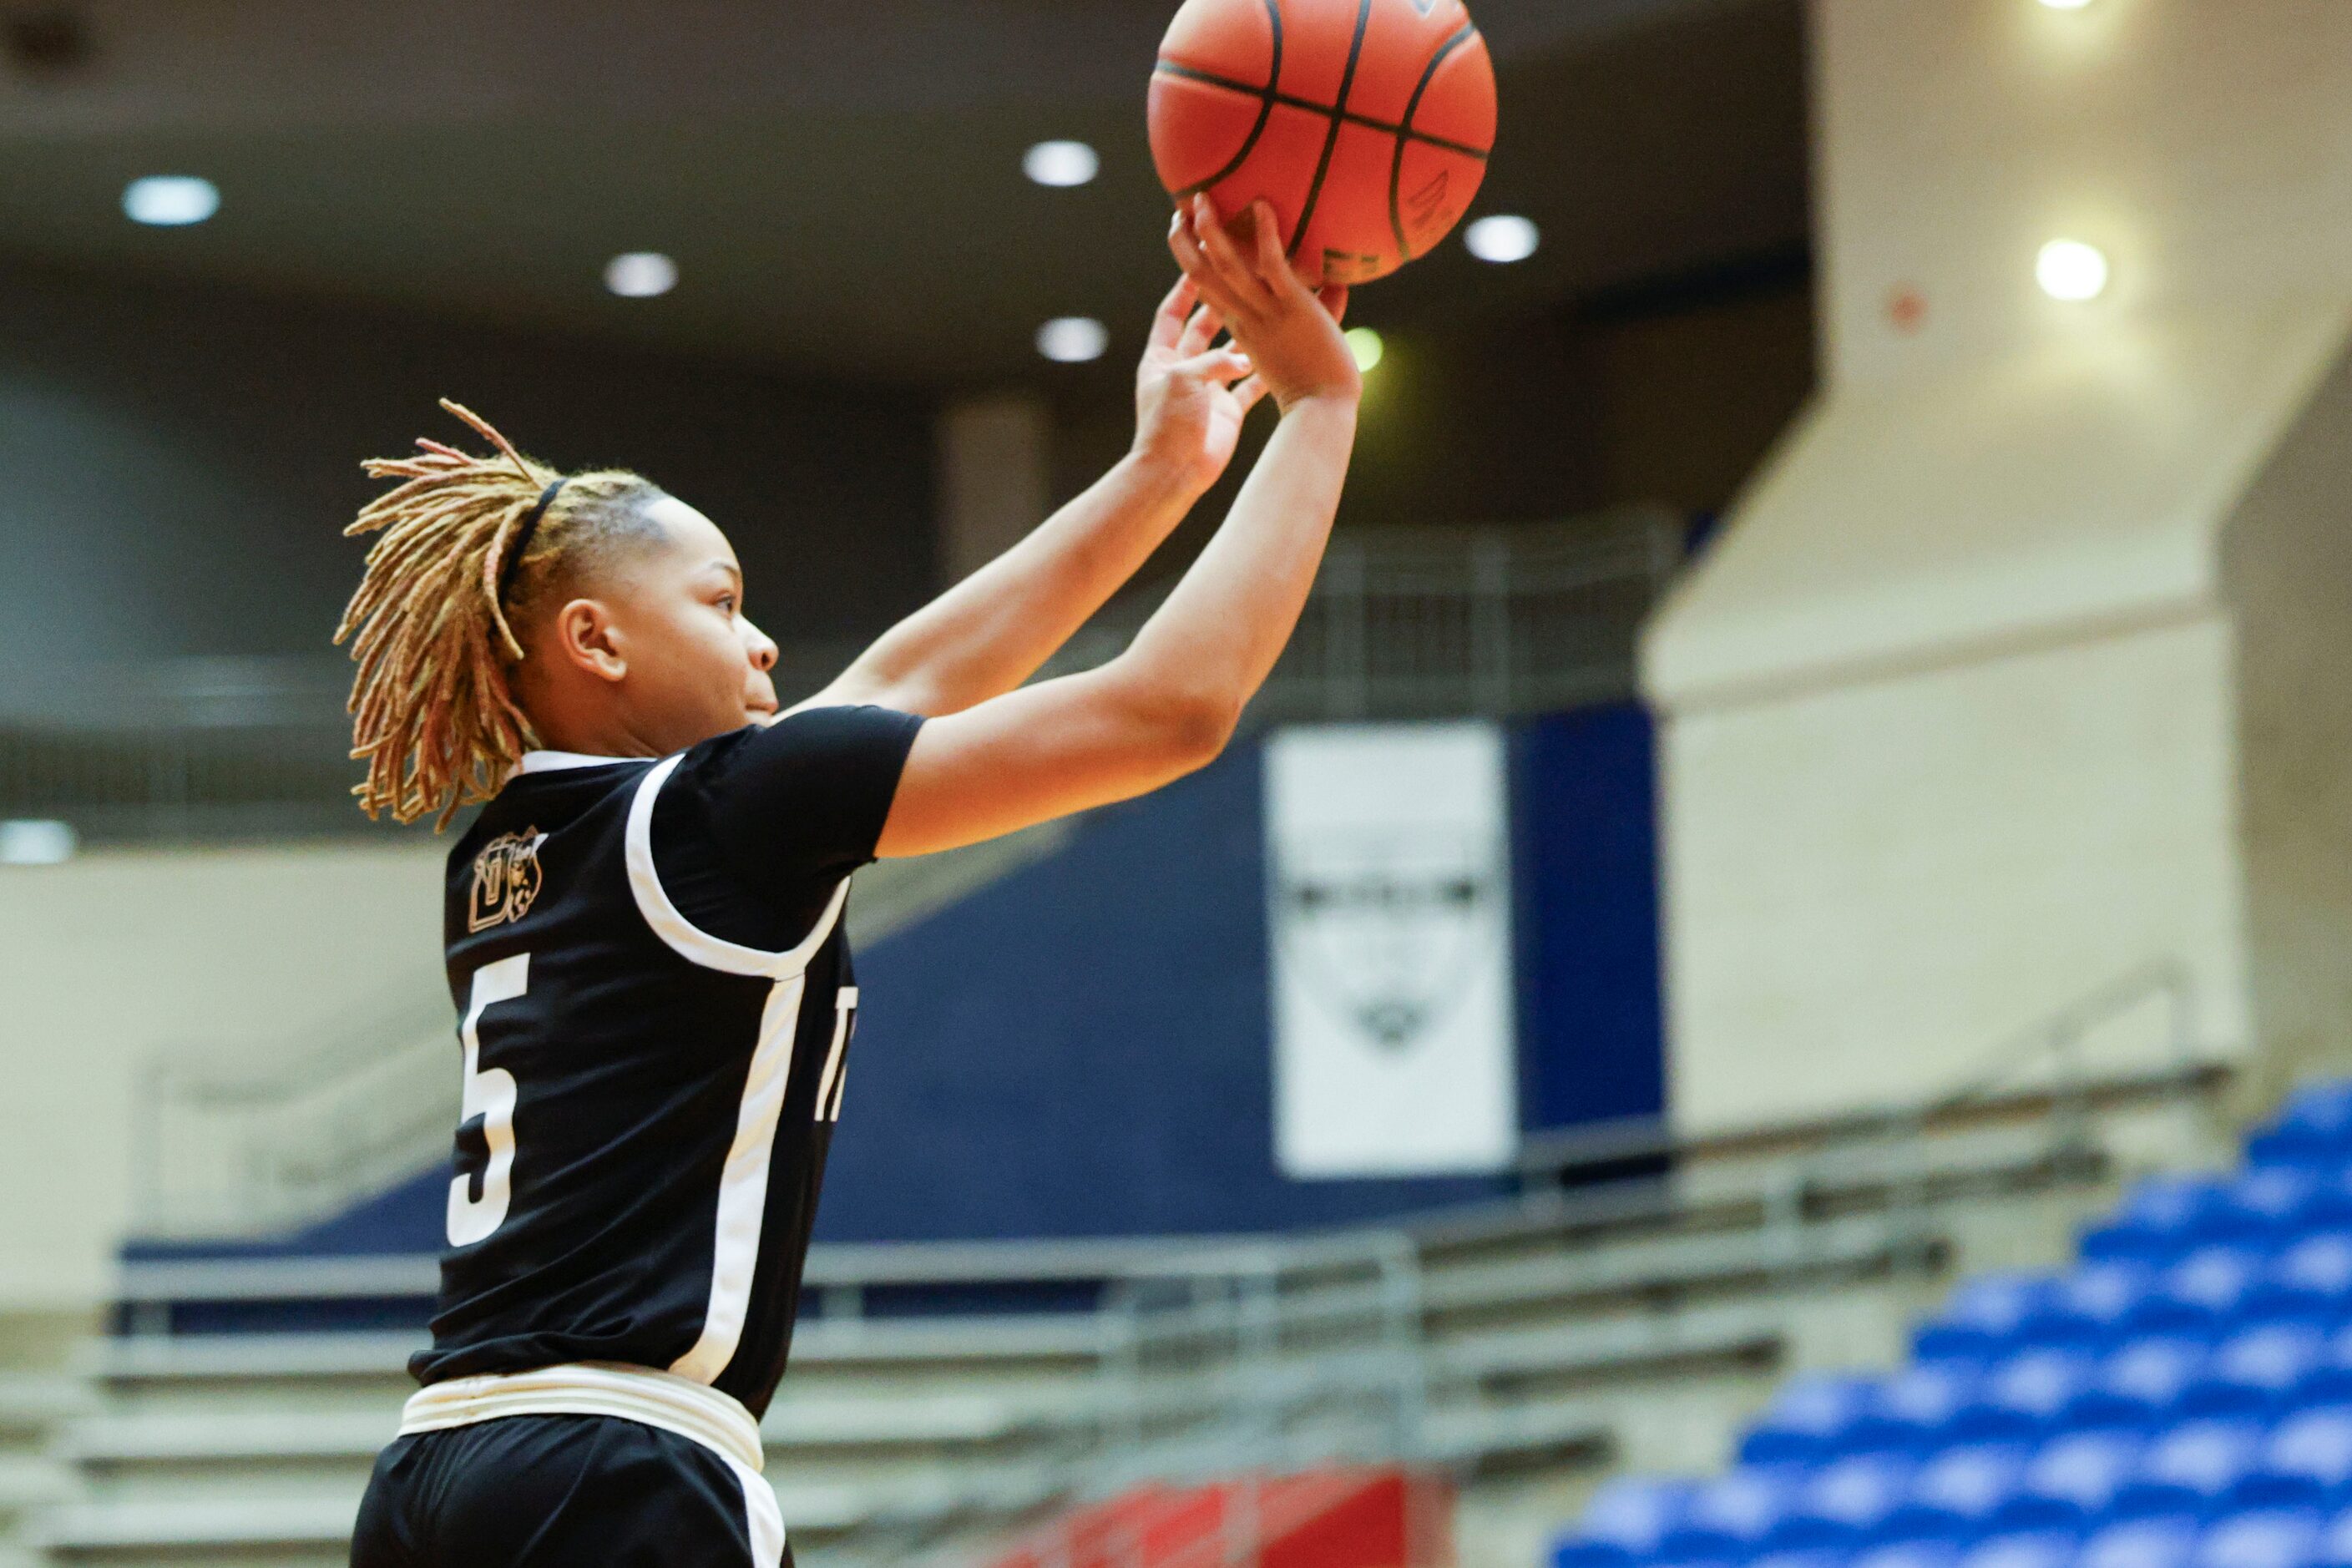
[1551,1080,2352,1568]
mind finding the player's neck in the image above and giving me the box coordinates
[524,704,664,762]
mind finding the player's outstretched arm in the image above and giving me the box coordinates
[873,196,1358,858]
[799,278,1266,721]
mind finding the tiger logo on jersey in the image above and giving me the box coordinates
[468,829,546,933]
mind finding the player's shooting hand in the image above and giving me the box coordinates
[1131,274,1262,496]
[1168,195,1358,414]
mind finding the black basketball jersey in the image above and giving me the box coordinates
[412,706,923,1419]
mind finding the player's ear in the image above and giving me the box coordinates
[552,598,629,685]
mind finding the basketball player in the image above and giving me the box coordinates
[341,195,1357,1566]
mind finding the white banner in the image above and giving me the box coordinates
[1266,721,1518,1177]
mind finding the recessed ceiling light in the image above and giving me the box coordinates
[604,252,679,298]
[0,819,75,865]
[2037,0,2095,10]
[1464,215,1540,264]
[1036,316,1109,362]
[2036,239,2109,301]
[122,175,219,226]
[1345,327,1385,372]
[1024,140,1100,188]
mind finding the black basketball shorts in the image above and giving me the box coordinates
[352,1414,790,1567]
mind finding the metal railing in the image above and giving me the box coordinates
[3,509,1687,845]
[838,964,2223,1564]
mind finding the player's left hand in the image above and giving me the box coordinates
[1130,274,1266,496]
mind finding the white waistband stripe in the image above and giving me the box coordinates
[399,1361,766,1475]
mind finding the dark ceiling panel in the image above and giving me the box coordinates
[0,0,1805,387]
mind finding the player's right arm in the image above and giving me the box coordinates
[873,196,1359,859]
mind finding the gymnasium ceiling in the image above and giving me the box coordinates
[0,0,1808,389]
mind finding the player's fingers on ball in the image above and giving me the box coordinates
[1247,200,1300,294]
[1194,195,1273,312]
[1171,235,1251,325]
[1167,218,1227,303]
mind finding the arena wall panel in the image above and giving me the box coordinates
[1643,0,2352,1132]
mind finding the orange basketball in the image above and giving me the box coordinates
[1148,0,1498,286]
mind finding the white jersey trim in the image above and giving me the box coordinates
[623,754,850,980]
[514,749,638,776]
[398,1360,767,1475]
[726,1449,789,1567]
[622,751,852,1388]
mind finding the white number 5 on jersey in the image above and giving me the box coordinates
[448,953,528,1247]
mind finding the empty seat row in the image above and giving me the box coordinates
[1749,1326,2352,1460]
[1914,1241,2352,1362]
[1565,1505,2351,1568]
[2083,1171,2352,1264]
[1563,1416,2352,1566]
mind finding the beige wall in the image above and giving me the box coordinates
[1646,0,2352,1132]
[0,845,444,1307]
[1662,616,2249,1130]
[2224,338,2352,1108]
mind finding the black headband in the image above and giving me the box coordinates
[497,478,569,606]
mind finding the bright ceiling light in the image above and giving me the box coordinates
[0,820,76,866]
[1464,215,1540,264]
[2037,0,2095,9]
[1037,316,1109,362]
[2036,238,2110,301]
[1345,326,1384,372]
[1024,140,1100,188]
[122,175,219,226]
[604,252,678,298]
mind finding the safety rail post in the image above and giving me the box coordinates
[1373,1231,1429,1460]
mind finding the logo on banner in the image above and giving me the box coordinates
[1274,827,1495,1052]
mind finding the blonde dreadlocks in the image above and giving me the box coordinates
[335,400,662,827]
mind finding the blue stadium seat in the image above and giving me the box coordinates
[1852,1541,1962,1568]
[2248,1084,2352,1169]
[1659,1469,1805,1558]
[2114,1418,2266,1516]
[1551,1476,1695,1566]
[1771,1452,1916,1549]
[2192,1506,2326,1568]
[2127,1248,2266,1334]
[2317,1504,2352,1567]
[1743,1377,1884,1464]
[1998,1427,2143,1528]
[2248,1232,2352,1323]
[2082,1176,2233,1263]
[1915,1275,2053,1364]
[1848,1366,1980,1454]
[2213,1166,2352,1247]
[2181,1321,2328,1416]
[2296,1324,2352,1408]
[2077,1511,2202,1568]
[1748,1550,1854,1568]
[1883,1442,2031,1540]
[1954,1527,2080,1568]
[1959,1350,2091,1440]
[2071,1334,2211,1428]
[2020,1262,2152,1348]
[2236,1404,2352,1507]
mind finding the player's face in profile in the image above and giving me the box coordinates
[609,495,781,747]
